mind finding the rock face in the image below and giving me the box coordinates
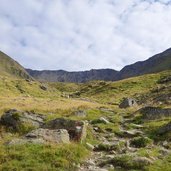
[119,98,137,108]
[158,122,171,134]
[25,128,70,144]
[44,118,88,142]
[8,128,70,145]
[0,109,45,131]
[140,107,171,120]
[26,69,118,83]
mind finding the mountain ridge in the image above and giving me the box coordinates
[1,47,171,83]
[26,68,118,83]
[27,47,171,83]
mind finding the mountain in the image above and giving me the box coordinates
[26,69,118,83]
[27,48,171,83]
[0,51,31,79]
[115,48,171,80]
[1,47,171,83]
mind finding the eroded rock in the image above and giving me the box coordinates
[0,109,45,131]
[8,128,70,145]
[44,118,88,142]
[140,107,171,120]
[119,98,137,108]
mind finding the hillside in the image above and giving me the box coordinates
[0,51,31,79]
[1,51,171,171]
[27,48,171,83]
[1,69,171,170]
[26,69,118,83]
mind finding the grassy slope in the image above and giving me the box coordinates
[0,70,171,170]
[0,51,31,79]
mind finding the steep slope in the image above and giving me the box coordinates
[115,48,171,80]
[26,69,118,83]
[0,51,31,79]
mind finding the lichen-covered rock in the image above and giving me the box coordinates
[0,109,45,132]
[119,98,137,108]
[44,118,88,142]
[25,128,70,144]
[7,128,70,145]
[140,107,171,120]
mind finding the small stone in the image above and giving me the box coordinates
[99,117,110,124]
[86,142,95,150]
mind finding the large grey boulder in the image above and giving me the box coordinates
[140,107,171,120]
[0,109,45,131]
[44,118,88,142]
[8,128,70,145]
[25,128,70,144]
[119,98,137,108]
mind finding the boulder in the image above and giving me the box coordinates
[25,128,70,144]
[158,121,171,134]
[74,110,87,117]
[44,118,88,142]
[40,85,48,91]
[119,98,137,108]
[0,109,45,131]
[7,128,70,145]
[140,107,171,120]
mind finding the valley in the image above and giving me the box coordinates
[0,51,171,171]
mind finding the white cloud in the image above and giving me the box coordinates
[0,0,171,71]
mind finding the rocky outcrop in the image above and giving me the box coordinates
[25,128,70,144]
[8,128,70,145]
[158,122,171,134]
[0,109,45,131]
[140,107,171,120]
[44,118,88,142]
[119,98,137,108]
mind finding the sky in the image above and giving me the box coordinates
[0,0,171,71]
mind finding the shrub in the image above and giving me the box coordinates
[130,136,153,148]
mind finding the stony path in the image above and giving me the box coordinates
[79,116,143,171]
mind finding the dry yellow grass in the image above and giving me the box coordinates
[0,96,100,116]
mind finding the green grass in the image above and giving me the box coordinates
[1,69,171,171]
[0,51,31,79]
[0,143,89,171]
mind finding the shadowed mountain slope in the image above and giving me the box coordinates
[115,48,171,80]
[26,69,118,83]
